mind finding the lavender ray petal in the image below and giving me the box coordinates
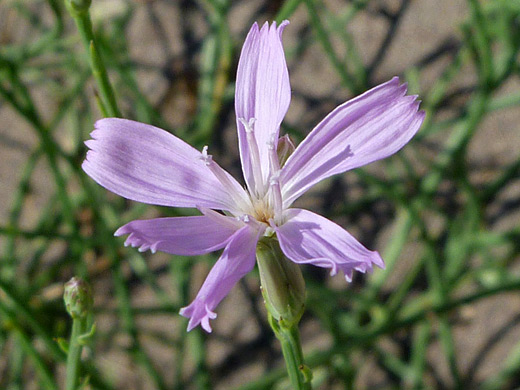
[114,212,243,256]
[82,118,248,212]
[275,209,385,282]
[280,77,425,206]
[179,223,263,332]
[235,21,291,189]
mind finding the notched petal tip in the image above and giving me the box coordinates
[186,321,200,333]
[201,322,212,333]
[180,302,217,333]
[114,226,161,254]
[259,20,269,33]
[372,251,385,270]
[114,225,129,237]
[94,117,122,128]
[278,19,290,32]
[84,139,97,151]
[386,76,402,92]
[90,118,122,139]
[179,305,190,317]
[390,75,400,83]
[137,245,149,253]
[329,262,338,277]
[268,19,289,37]
[201,305,217,333]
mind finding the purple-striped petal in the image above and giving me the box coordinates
[274,209,384,282]
[235,21,291,190]
[280,77,425,206]
[82,118,248,212]
[179,222,264,332]
[114,209,243,255]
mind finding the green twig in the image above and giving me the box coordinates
[65,318,87,390]
[65,0,121,117]
[269,315,312,390]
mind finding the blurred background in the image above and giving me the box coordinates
[1,0,520,389]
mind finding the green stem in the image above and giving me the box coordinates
[257,236,310,389]
[67,6,121,117]
[269,316,312,390]
[65,318,87,390]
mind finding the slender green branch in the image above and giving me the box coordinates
[13,323,57,390]
[269,316,312,390]
[65,319,86,390]
[0,279,65,360]
[65,0,121,117]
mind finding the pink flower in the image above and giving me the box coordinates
[82,21,424,332]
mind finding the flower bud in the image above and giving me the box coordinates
[277,134,295,168]
[63,277,93,320]
[256,237,306,327]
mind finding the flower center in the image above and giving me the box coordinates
[239,118,284,226]
[246,171,283,226]
[201,119,285,228]
[249,197,274,224]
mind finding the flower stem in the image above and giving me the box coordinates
[256,237,312,389]
[65,317,86,390]
[269,314,312,390]
[63,277,94,390]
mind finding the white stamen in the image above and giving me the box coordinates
[269,171,283,224]
[239,118,264,196]
[267,134,280,173]
[237,214,256,226]
[200,145,212,165]
[267,135,276,150]
[199,146,248,210]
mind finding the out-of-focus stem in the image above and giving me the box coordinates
[65,318,86,390]
[65,0,121,117]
